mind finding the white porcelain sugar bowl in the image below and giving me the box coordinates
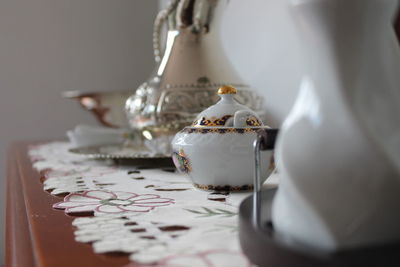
[171,86,275,191]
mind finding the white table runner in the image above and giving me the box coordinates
[29,142,278,266]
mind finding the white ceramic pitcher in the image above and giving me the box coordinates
[272,0,400,252]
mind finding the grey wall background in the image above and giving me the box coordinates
[0,0,158,264]
[219,0,304,126]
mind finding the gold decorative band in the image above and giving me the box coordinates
[194,183,254,192]
[192,115,233,127]
[182,127,264,134]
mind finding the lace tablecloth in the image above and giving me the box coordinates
[29,142,278,266]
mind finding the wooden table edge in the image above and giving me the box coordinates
[5,142,130,267]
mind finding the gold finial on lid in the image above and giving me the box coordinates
[218,85,237,95]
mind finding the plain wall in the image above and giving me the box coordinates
[220,0,304,126]
[0,0,158,264]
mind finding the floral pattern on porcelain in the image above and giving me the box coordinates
[192,115,233,127]
[182,126,268,134]
[53,190,174,215]
[171,127,274,191]
[172,149,192,174]
[190,86,253,129]
[246,116,262,126]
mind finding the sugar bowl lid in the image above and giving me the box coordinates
[191,85,264,128]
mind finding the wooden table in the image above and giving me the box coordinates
[5,142,130,267]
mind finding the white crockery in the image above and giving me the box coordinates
[171,86,274,191]
[172,126,274,191]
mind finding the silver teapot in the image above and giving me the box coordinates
[125,0,263,135]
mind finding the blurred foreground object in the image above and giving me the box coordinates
[273,0,400,252]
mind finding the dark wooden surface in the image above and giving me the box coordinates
[5,142,130,267]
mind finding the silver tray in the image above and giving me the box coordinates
[69,144,173,167]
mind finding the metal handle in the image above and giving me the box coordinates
[153,0,213,62]
[253,129,279,229]
[153,0,180,63]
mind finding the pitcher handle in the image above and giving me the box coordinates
[153,0,180,63]
[253,128,279,229]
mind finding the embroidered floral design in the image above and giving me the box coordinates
[29,142,261,266]
[44,166,117,180]
[53,190,174,215]
[184,207,237,217]
[172,149,192,174]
